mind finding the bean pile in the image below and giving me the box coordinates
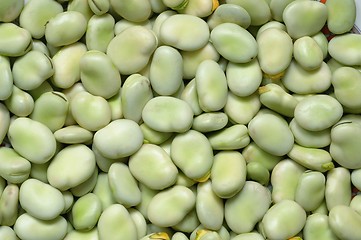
[0,0,361,239]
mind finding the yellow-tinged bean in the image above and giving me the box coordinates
[207,4,251,30]
[0,184,19,226]
[141,232,171,240]
[98,204,138,240]
[303,213,339,240]
[196,180,224,230]
[0,56,14,101]
[210,22,258,63]
[225,181,271,234]
[271,159,306,203]
[148,185,196,227]
[86,13,115,52]
[329,205,361,240]
[325,167,351,211]
[261,200,306,240]
[226,0,271,26]
[14,214,67,240]
[326,0,356,34]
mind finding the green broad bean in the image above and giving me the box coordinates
[289,118,331,148]
[28,81,53,101]
[287,144,334,172]
[196,60,228,112]
[225,181,271,234]
[92,173,116,211]
[0,103,10,145]
[70,91,111,131]
[88,0,109,15]
[269,0,294,22]
[207,124,250,150]
[54,125,93,145]
[30,91,69,132]
[107,26,158,75]
[261,200,306,240]
[351,168,361,191]
[172,208,200,233]
[61,191,74,214]
[70,167,98,197]
[51,42,87,89]
[8,117,56,164]
[129,143,178,190]
[196,180,224,230]
[107,89,123,120]
[248,109,294,156]
[190,225,230,240]
[282,0,327,39]
[0,177,5,196]
[148,185,195,228]
[210,22,258,63]
[281,60,332,94]
[121,74,153,123]
[19,0,63,39]
[0,23,32,57]
[207,4,251,30]
[67,0,93,22]
[192,112,228,133]
[162,0,187,10]
[350,195,361,215]
[86,13,115,52]
[142,96,194,133]
[259,83,298,117]
[110,0,151,22]
[293,36,324,71]
[193,229,223,240]
[329,205,361,240]
[246,162,270,186]
[0,56,14,100]
[325,167,352,211]
[129,208,147,239]
[178,0,217,18]
[242,142,282,171]
[171,130,213,181]
[257,27,293,76]
[114,19,153,35]
[311,31,329,60]
[332,66,361,110]
[303,213,339,240]
[45,11,87,47]
[328,33,361,66]
[180,79,203,116]
[64,228,98,240]
[71,193,102,231]
[47,144,96,191]
[172,232,189,240]
[231,232,265,240]
[295,171,326,212]
[211,151,247,198]
[181,43,220,80]
[226,59,262,97]
[226,0,271,26]
[80,50,121,99]
[152,10,177,44]
[326,0,356,34]
[92,144,126,172]
[4,85,34,117]
[0,0,23,22]
[294,94,343,131]
[160,14,209,51]
[271,159,306,203]
[14,214,67,240]
[176,171,196,188]
[136,183,159,220]
[141,123,173,145]
[312,200,329,215]
[19,178,64,221]
[29,162,50,184]
[0,226,20,240]
[108,162,141,207]
[150,46,183,96]
[256,21,287,39]
[0,184,19,226]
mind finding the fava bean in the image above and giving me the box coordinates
[129,208,147,239]
[92,173,116,211]
[326,0,356,34]
[0,0,23,22]
[0,226,19,240]
[246,162,270,186]
[88,0,109,15]
[242,142,282,171]
[329,205,361,240]
[328,33,361,66]
[207,4,251,30]
[207,124,250,150]
[227,0,271,26]
[192,112,228,133]
[4,85,34,117]
[70,167,98,197]
[180,79,203,116]
[325,167,352,211]
[67,0,93,22]
[86,13,115,52]
[0,184,19,226]
[109,0,152,22]
[173,208,200,233]
[0,23,32,57]
[71,193,101,231]
[64,228,98,240]
[303,213,339,240]
[54,125,93,145]
[293,36,324,71]
[0,56,14,100]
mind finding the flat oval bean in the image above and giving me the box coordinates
[312,31,329,60]
[129,208,147,239]
[325,167,351,211]
[14,214,67,240]
[107,26,158,75]
[210,23,257,63]
[207,4,251,30]
[114,19,152,35]
[0,56,14,100]
[326,0,356,34]
[70,167,98,197]
[0,0,23,22]
[211,151,247,198]
[4,85,34,117]
[92,173,116,211]
[171,130,213,181]
[261,200,306,240]
[8,117,56,164]
[71,193,101,231]
[140,123,173,145]
[160,14,209,51]
[303,213,339,240]
[54,125,93,144]
[47,144,96,191]
[19,0,63,39]
[269,0,295,22]
[329,205,361,240]
[173,208,200,233]
[225,181,271,234]
[192,112,228,133]
[92,143,123,172]
[0,226,19,240]
[86,13,115,52]
[121,74,153,123]
[142,96,194,133]
[248,109,294,156]
[246,161,270,186]
[148,185,196,227]
[328,33,361,66]
[207,124,250,150]
[67,0,94,22]
[226,0,271,26]
[45,11,87,47]
[93,119,143,159]
[242,142,282,171]
[293,36,323,71]
[0,184,19,226]
[0,23,32,57]
[294,94,343,132]
[0,103,10,145]
[110,0,151,22]
[108,162,141,207]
